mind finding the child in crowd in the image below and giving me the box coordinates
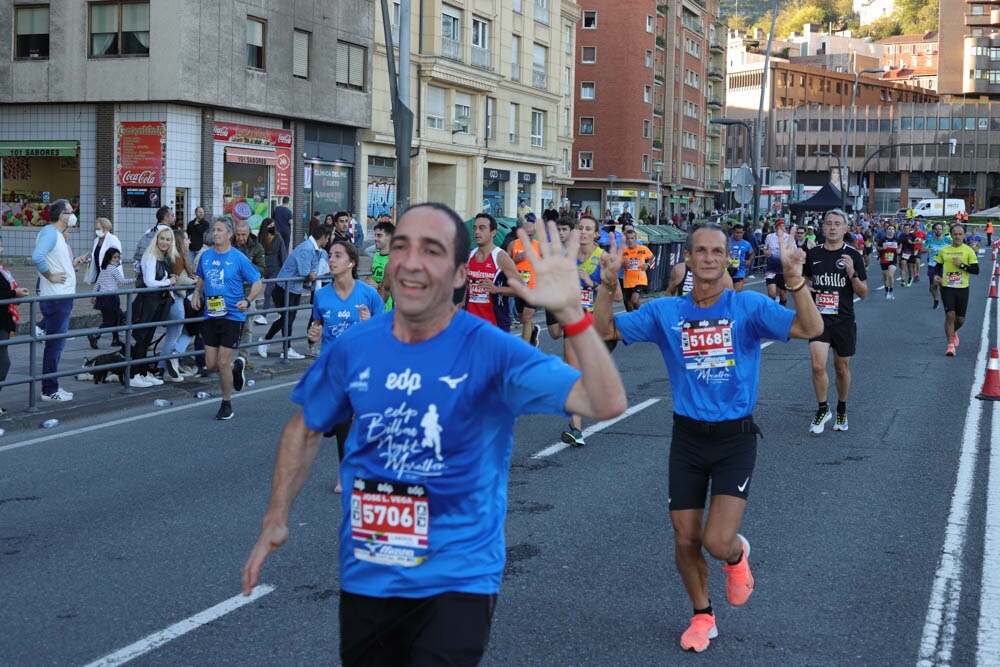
[91,248,133,349]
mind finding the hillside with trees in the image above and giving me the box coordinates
[721,0,938,41]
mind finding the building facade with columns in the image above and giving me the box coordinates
[363,0,580,224]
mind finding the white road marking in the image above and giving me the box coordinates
[532,397,660,458]
[0,381,300,455]
[918,297,994,666]
[81,585,275,667]
[977,300,1000,665]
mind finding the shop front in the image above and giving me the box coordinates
[482,168,510,218]
[516,171,536,214]
[303,123,356,218]
[213,121,293,231]
[117,121,165,210]
[0,140,80,226]
[566,187,601,217]
[607,189,638,220]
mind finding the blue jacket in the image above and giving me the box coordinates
[275,237,327,294]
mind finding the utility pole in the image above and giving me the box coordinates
[380,0,413,215]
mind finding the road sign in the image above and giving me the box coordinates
[734,184,752,204]
[732,164,754,186]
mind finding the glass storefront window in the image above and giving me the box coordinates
[306,163,352,217]
[1,150,80,226]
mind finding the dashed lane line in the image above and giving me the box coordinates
[81,585,276,667]
[531,398,661,458]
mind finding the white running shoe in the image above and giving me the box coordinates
[809,409,832,434]
[284,348,305,360]
[253,315,268,326]
[41,388,74,401]
[257,337,268,358]
[144,373,164,386]
[129,375,154,388]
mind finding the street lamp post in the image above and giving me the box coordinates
[814,150,845,211]
[711,118,758,226]
[843,67,884,209]
[652,161,664,223]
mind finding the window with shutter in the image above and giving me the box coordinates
[427,86,446,129]
[337,41,366,91]
[293,30,310,79]
[246,17,265,69]
[15,6,50,58]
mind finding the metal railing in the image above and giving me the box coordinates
[0,276,317,412]
[441,37,462,61]
[471,45,491,69]
[532,67,547,89]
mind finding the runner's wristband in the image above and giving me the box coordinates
[562,311,594,337]
[786,277,807,292]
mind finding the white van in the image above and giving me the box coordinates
[912,199,966,217]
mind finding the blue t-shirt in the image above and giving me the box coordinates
[291,310,580,598]
[729,239,754,279]
[614,290,794,422]
[195,248,262,322]
[311,281,386,344]
[924,234,952,266]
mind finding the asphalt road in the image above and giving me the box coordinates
[1,262,998,666]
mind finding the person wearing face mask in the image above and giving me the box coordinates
[84,217,122,288]
[31,199,81,401]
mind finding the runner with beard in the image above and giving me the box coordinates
[802,209,868,434]
[923,222,951,310]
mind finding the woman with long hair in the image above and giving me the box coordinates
[157,229,197,381]
[306,240,384,492]
[130,227,178,388]
[258,217,287,323]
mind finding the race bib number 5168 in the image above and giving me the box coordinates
[681,319,735,370]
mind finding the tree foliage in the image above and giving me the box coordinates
[722,0,937,39]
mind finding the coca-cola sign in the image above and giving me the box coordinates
[120,169,159,185]
[117,121,165,187]
[213,122,293,148]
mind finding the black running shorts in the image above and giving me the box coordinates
[668,414,760,511]
[765,273,786,289]
[340,590,497,666]
[514,297,535,313]
[940,286,970,318]
[809,319,857,358]
[202,318,242,349]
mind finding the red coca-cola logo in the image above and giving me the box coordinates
[120,169,159,185]
[213,125,229,138]
[277,132,292,145]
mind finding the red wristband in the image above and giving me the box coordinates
[562,310,594,337]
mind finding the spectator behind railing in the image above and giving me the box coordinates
[90,248,134,350]
[0,234,29,415]
[130,227,179,388]
[31,198,84,402]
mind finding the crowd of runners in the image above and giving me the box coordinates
[238,202,988,663]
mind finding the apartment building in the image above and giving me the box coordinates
[878,32,939,91]
[364,0,580,221]
[938,0,1000,97]
[566,0,724,221]
[1,0,372,257]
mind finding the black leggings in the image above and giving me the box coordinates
[325,416,353,461]
[0,330,11,389]
[265,286,302,342]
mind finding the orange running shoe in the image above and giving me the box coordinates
[946,344,956,357]
[680,613,718,652]
[722,534,755,606]
[953,332,960,348]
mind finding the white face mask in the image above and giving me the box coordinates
[95,229,105,239]
[66,213,78,227]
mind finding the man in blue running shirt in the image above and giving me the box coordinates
[594,224,822,654]
[727,223,755,292]
[242,203,627,665]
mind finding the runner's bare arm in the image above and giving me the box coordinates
[489,250,520,296]
[242,411,323,595]
[594,235,623,341]
[780,226,823,340]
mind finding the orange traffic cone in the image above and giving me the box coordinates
[977,348,1000,401]
[990,276,999,299]
[994,262,999,277]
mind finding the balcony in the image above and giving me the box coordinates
[706,152,721,163]
[708,68,723,80]
[532,66,547,89]
[653,139,664,149]
[709,39,724,53]
[706,179,723,191]
[653,102,664,115]
[965,12,999,26]
[681,16,703,35]
[471,46,491,69]
[706,97,722,108]
[707,124,721,137]
[441,37,462,61]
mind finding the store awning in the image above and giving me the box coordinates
[225,147,277,166]
[0,140,79,157]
